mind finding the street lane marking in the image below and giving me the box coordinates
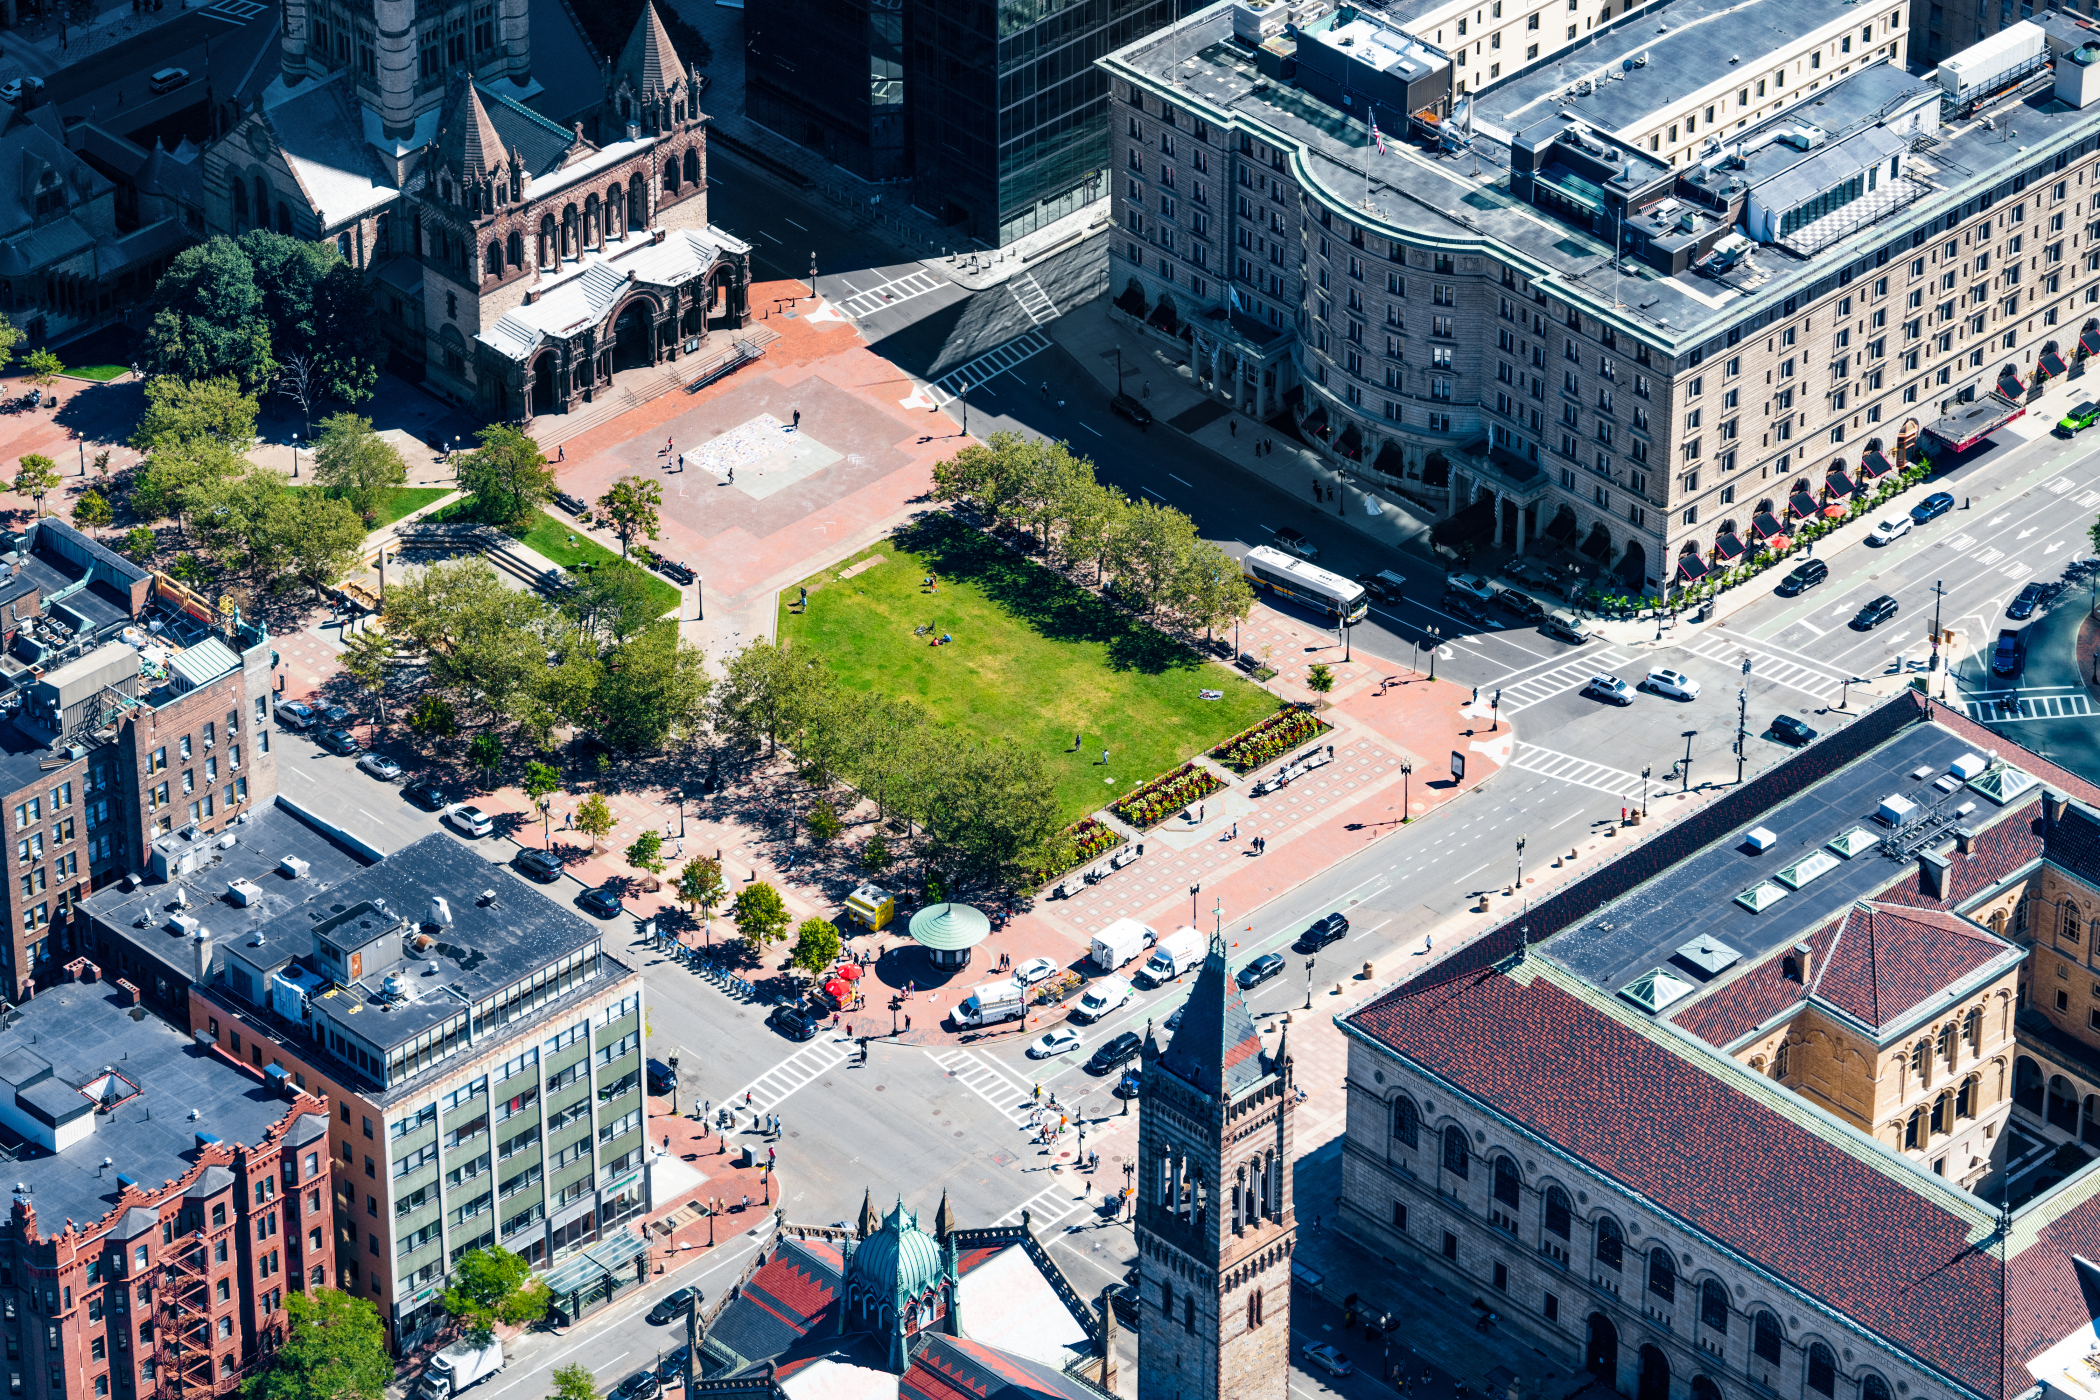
[998,1181,1088,1227]
[1011,273,1060,327]
[1507,743,1648,798]
[1170,474,1193,487]
[1495,650,1632,714]
[784,218,808,230]
[1083,424,1105,437]
[930,1048,1035,1126]
[1684,634,1843,702]
[835,269,944,320]
[1961,688,2097,722]
[926,330,1052,405]
[1141,485,1164,498]
[729,1038,850,1114]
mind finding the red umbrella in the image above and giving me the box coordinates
[824,979,849,1001]
[837,964,862,981]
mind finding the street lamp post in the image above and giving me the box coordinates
[1641,765,1651,818]
[958,379,970,437]
[1515,834,1526,890]
[1399,761,1412,822]
[1304,957,1316,1009]
[290,432,300,479]
[1680,730,1698,792]
[1489,688,1502,733]
[1426,626,1442,681]
[1839,675,1863,711]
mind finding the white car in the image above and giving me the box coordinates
[1013,956,1058,987]
[1583,674,1633,706]
[1446,572,1496,602]
[1,77,45,104]
[446,804,493,838]
[1026,1027,1083,1059]
[1867,517,1912,546]
[1645,667,1702,701]
[1074,975,1133,1022]
[1301,1343,1353,1378]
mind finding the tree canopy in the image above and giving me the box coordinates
[458,424,556,531]
[441,1245,551,1344]
[314,413,408,524]
[241,1288,392,1400]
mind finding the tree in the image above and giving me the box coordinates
[22,348,60,386]
[277,490,367,597]
[313,412,408,524]
[121,526,156,561]
[384,558,560,723]
[575,792,616,847]
[1306,663,1334,711]
[241,229,384,407]
[596,476,663,558]
[914,739,1062,894]
[410,694,459,743]
[861,831,892,874]
[70,489,111,535]
[551,1364,599,1400]
[806,796,841,847]
[130,375,259,455]
[1175,540,1255,637]
[467,732,503,783]
[712,638,825,755]
[595,623,709,752]
[0,315,27,378]
[675,856,727,940]
[789,917,841,982]
[626,828,665,878]
[458,424,556,531]
[187,465,293,577]
[142,237,276,389]
[240,1288,391,1400]
[524,761,560,846]
[339,628,395,722]
[1107,497,1198,614]
[276,352,320,439]
[732,881,791,953]
[12,455,59,516]
[441,1245,551,1345]
[563,560,664,649]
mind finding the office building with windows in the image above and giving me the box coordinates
[745,0,908,181]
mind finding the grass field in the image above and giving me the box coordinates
[290,485,454,531]
[780,515,1278,822]
[427,501,682,615]
[61,366,129,382]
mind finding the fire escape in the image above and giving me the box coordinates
[150,1236,219,1400]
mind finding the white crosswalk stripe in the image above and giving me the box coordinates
[996,1181,1089,1228]
[1495,650,1632,714]
[1010,273,1060,326]
[729,1039,851,1114]
[2078,491,2100,508]
[1507,743,1650,798]
[835,270,944,320]
[930,1048,1035,1126]
[2003,562,2035,580]
[203,0,267,20]
[1962,689,2097,722]
[1684,635,1843,702]
[2050,476,2078,494]
[928,331,1052,405]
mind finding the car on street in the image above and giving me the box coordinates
[647,1059,678,1095]
[1774,559,1828,596]
[1853,595,1900,629]
[2010,581,2050,619]
[1539,609,1588,644]
[1237,952,1287,988]
[273,701,316,730]
[149,67,191,93]
[1644,667,1701,701]
[1074,976,1133,1022]
[647,1288,698,1326]
[1013,956,1058,986]
[1301,1344,1353,1378]
[513,848,563,882]
[768,1005,817,1041]
[315,728,360,756]
[0,77,44,104]
[656,1347,690,1383]
[1910,491,1956,525]
[317,704,352,729]
[1446,572,1496,602]
[1584,674,1634,706]
[1086,1031,1143,1075]
[1109,393,1154,428]
[1026,1027,1083,1059]
[1164,1004,1185,1032]
[402,779,448,810]
[1272,526,1318,560]
[445,804,493,838]
[1993,627,2025,678]
[1104,1282,1141,1326]
[1358,569,1406,603]
[1866,516,1912,546]
[355,753,401,781]
[1771,714,1818,746]
[2059,401,2100,436]
[1492,587,1545,621]
[608,1372,660,1400]
[578,886,624,919]
[1293,912,1349,953]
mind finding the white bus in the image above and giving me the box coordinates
[1241,546,1369,623]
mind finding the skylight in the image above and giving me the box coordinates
[1620,966,1698,1013]
[1736,881,1789,912]
[1825,826,1879,858]
[1776,850,1841,889]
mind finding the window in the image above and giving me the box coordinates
[2064,902,2082,945]
[1544,1187,1571,1238]
[1754,1312,1783,1365]
[1808,1345,1837,1395]
[1441,1126,1469,1178]
[1648,1248,1676,1303]
[1492,1156,1519,1207]
[1596,1218,1623,1270]
[1392,1097,1419,1148]
[1701,1278,1728,1331]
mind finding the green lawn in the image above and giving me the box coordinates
[428,501,681,615]
[289,485,454,531]
[780,515,1278,822]
[60,365,129,382]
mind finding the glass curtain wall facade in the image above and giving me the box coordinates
[747,0,908,180]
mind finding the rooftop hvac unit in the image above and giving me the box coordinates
[226,879,262,907]
[279,856,310,880]
[167,912,201,936]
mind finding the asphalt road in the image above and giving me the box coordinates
[29,0,275,141]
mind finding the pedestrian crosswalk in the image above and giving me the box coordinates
[203,0,269,20]
[997,1181,1090,1229]
[928,331,1052,405]
[729,1038,851,1115]
[1962,688,2097,722]
[930,1048,1035,1126]
[1495,650,1631,714]
[1508,743,1649,798]
[834,270,945,321]
[1010,273,1059,327]
[1684,634,1844,702]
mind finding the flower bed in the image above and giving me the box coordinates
[1210,707,1330,773]
[1027,817,1127,884]
[1110,761,1225,830]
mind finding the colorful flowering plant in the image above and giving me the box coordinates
[1110,762,1225,830]
[1211,707,1331,773]
[1028,817,1127,884]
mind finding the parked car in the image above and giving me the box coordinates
[1013,956,1058,986]
[1853,595,1900,629]
[1164,1004,1185,1032]
[647,1289,698,1327]
[2009,581,2050,619]
[316,727,360,756]
[1866,516,1913,546]
[1237,952,1287,988]
[1358,569,1406,603]
[1584,674,1634,705]
[608,1371,660,1400]
[402,779,448,810]
[445,804,493,837]
[1109,393,1154,428]
[1644,667,1701,701]
[1539,609,1588,644]
[1105,1282,1141,1326]
[514,848,563,882]
[1770,714,1818,746]
[148,66,190,92]
[1272,526,1318,560]
[1445,572,1496,602]
[1301,1344,1353,1378]
[768,1005,817,1041]
[355,752,401,780]
[1026,1027,1083,1059]
[1774,559,1828,596]
[646,1059,679,1095]
[578,886,624,919]
[1910,491,1956,524]
[655,1347,691,1383]
[1492,587,1545,621]
[1293,912,1349,952]
[273,701,316,730]
[317,704,352,729]
[1086,1031,1143,1075]
[2058,401,2100,436]
[0,76,45,103]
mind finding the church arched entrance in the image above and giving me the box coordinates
[1638,1344,1670,1400]
[530,352,558,416]
[1586,1314,1618,1382]
[612,300,655,373]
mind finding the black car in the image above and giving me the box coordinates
[608,1372,660,1400]
[1852,595,1899,629]
[1109,393,1154,428]
[647,1058,679,1095]
[1104,1283,1141,1327]
[1493,588,1544,621]
[514,848,563,882]
[1358,570,1406,604]
[2009,581,2049,619]
[1086,1031,1143,1075]
[1294,912,1350,952]
[1910,491,1956,525]
[555,491,588,516]
[578,886,624,918]
[1237,952,1287,988]
[646,1288,698,1326]
[656,1346,691,1382]
[402,779,448,810]
[1164,1004,1185,1032]
[769,1005,817,1041]
[1770,714,1818,746]
[315,727,360,756]
[1774,559,1828,596]
[317,704,352,729]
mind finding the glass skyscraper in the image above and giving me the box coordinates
[747,0,908,181]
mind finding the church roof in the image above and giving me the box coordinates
[1808,901,2013,1032]
[479,224,749,361]
[900,1336,1100,1400]
[436,80,509,183]
[1156,930,1266,1099]
[847,1200,946,1303]
[614,0,686,99]
[258,71,398,229]
[478,83,578,177]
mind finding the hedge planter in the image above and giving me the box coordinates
[1211,707,1331,773]
[1111,761,1226,830]
[1028,817,1127,885]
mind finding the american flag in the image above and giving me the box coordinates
[1371,113,1387,156]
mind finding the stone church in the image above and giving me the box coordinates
[201,0,752,424]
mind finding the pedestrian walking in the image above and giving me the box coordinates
[1425,933,1434,952]
[557,443,566,462]
[1057,399,1066,411]
[1142,381,1150,398]
[1231,821,1239,840]
[745,1089,754,1107]
[1230,419,1238,438]
[678,452,686,472]
[1041,381,1049,397]
[742,1194,750,1211]
[1101,747,1110,765]
[665,1133,672,1150]
[665,436,674,456]
[904,1014,912,1031]
[793,408,802,429]
[1073,729,1082,750]
[1034,1083,1043,1100]
[728,465,735,483]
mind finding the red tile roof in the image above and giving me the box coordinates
[1810,902,2012,1030]
[1671,920,1839,1047]
[2008,1192,2100,1398]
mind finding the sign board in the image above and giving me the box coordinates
[1451,751,1466,783]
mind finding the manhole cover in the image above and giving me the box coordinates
[875,1085,887,1092]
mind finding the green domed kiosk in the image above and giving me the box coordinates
[906,902,991,970]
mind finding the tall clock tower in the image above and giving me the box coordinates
[1135,926,1298,1400]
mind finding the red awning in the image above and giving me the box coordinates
[1788,491,1821,519]
[1751,512,1785,541]
[1676,554,1710,582]
[1714,532,1745,561]
[823,979,849,1000]
[1303,404,1331,439]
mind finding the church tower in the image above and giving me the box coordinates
[1135,925,1297,1400]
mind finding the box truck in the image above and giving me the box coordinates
[1140,927,1206,985]
[417,1338,505,1399]
[1091,918,1157,972]
[953,979,1026,1028]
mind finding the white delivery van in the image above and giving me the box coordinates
[417,1338,505,1399]
[1140,927,1206,985]
[1073,975,1133,1022]
[953,979,1026,1028]
[1091,918,1157,972]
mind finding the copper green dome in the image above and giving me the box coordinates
[848,1198,945,1302]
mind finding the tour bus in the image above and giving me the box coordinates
[1241,545,1369,623]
